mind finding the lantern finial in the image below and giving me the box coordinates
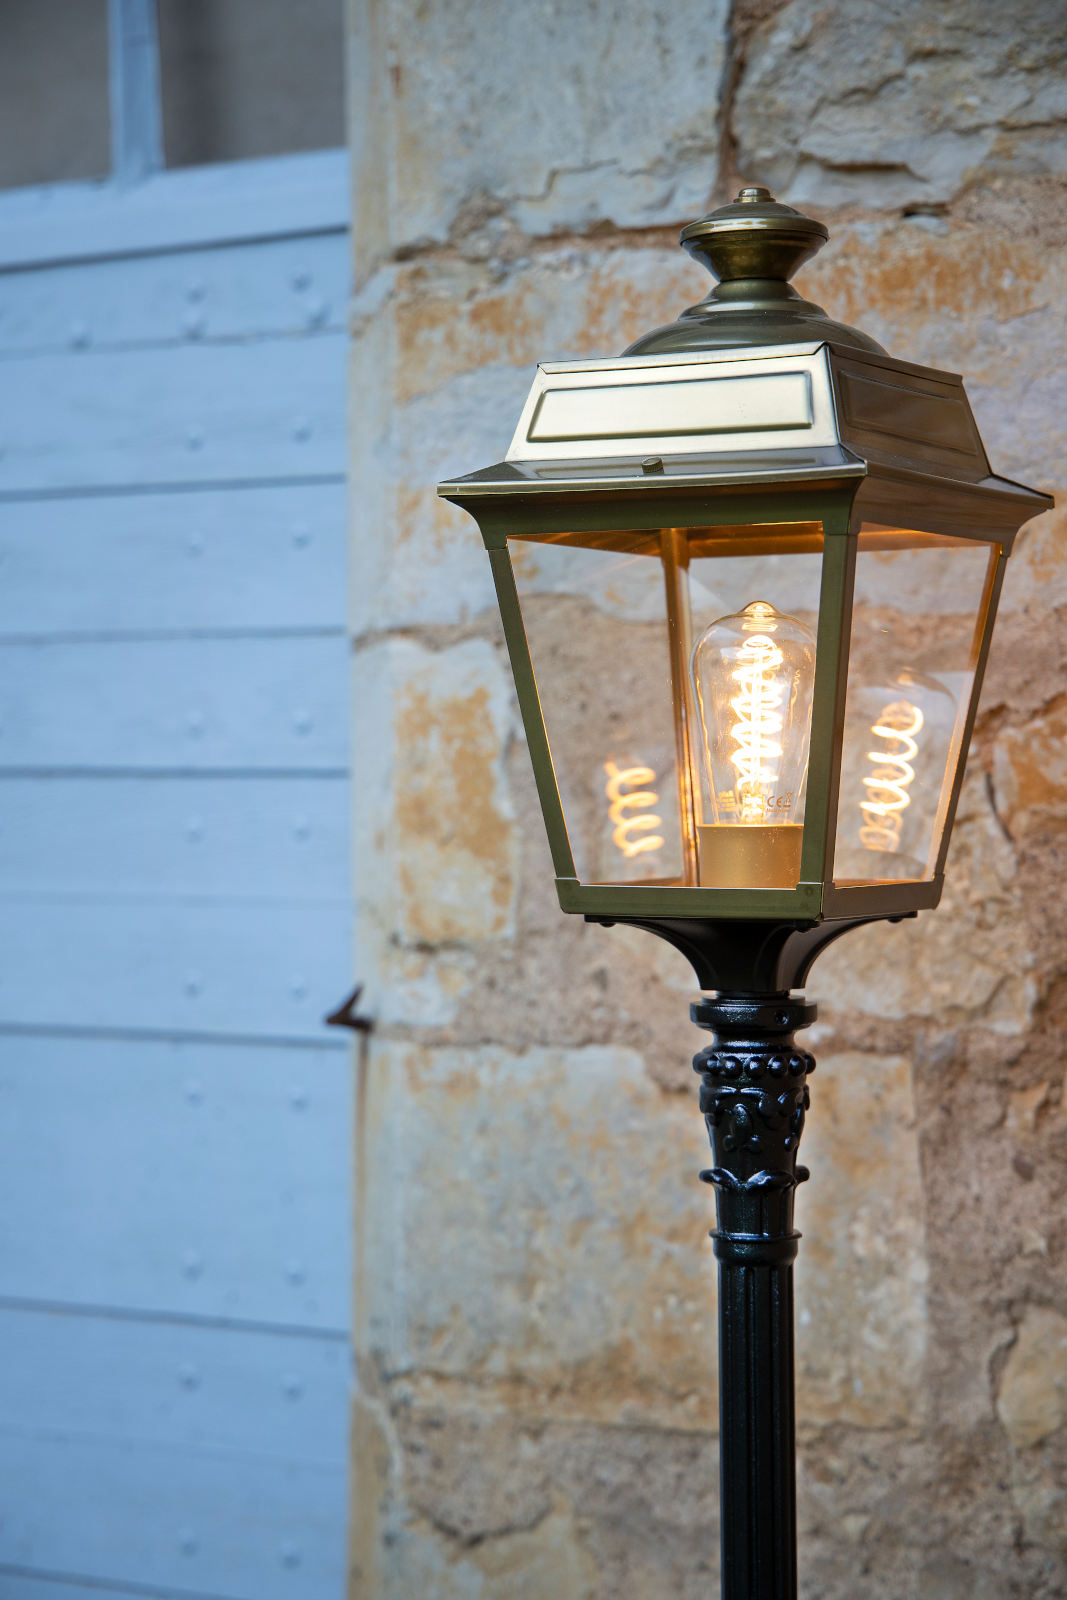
[680,187,829,285]
[625,185,885,356]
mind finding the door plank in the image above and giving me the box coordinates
[0,483,346,636]
[0,1433,346,1600]
[0,776,349,898]
[0,234,349,356]
[0,338,345,495]
[0,636,350,770]
[0,895,353,1039]
[0,1307,348,1460]
[0,1034,352,1328]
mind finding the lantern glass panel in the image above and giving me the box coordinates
[832,523,999,886]
[510,521,826,891]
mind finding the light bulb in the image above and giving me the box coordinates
[690,599,816,888]
[859,699,924,853]
[838,667,957,881]
[603,759,665,862]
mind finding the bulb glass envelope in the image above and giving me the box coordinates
[438,341,1051,923]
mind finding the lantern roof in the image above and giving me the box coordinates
[438,340,1050,531]
[439,187,1051,537]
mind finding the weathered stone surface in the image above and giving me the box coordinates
[387,1505,598,1600]
[998,1304,1067,1449]
[993,698,1067,843]
[796,1052,926,1428]
[352,637,520,965]
[381,0,728,246]
[734,0,1067,210]
[355,1040,717,1425]
[816,766,1035,1033]
[998,1307,1067,1571]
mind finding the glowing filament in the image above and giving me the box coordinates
[859,700,925,852]
[729,634,785,821]
[604,761,665,859]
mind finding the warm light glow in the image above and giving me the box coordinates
[859,699,924,853]
[729,630,786,821]
[603,760,665,858]
[690,599,816,888]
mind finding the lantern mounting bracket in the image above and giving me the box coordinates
[584,912,914,994]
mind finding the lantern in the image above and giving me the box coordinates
[439,188,1049,978]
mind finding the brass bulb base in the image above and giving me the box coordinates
[697,823,804,891]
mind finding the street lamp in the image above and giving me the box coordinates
[437,187,1052,1600]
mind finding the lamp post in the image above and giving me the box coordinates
[437,187,1052,1600]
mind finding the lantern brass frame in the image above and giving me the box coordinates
[441,340,1049,929]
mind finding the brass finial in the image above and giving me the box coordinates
[680,188,829,284]
[623,182,884,354]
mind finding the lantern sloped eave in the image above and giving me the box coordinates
[438,337,1051,927]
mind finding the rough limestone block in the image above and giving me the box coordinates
[997,1304,1067,1450]
[1004,508,1067,620]
[377,1504,598,1600]
[735,0,1067,210]
[391,250,697,406]
[796,1052,926,1429]
[355,1041,717,1427]
[993,700,1067,842]
[998,1306,1067,1553]
[816,767,1035,1033]
[381,0,729,246]
[352,636,519,964]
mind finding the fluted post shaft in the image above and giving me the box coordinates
[692,992,817,1600]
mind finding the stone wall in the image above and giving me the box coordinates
[346,2,1067,1594]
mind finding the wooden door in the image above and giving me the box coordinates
[0,146,353,1600]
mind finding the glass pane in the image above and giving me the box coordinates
[0,0,109,189]
[511,522,825,891]
[158,0,344,167]
[512,532,682,885]
[833,524,998,886]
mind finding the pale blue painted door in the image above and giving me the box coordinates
[0,150,353,1598]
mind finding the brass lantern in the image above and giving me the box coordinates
[438,189,1050,967]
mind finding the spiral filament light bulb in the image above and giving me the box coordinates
[859,699,924,853]
[603,760,665,859]
[690,600,816,889]
[730,631,786,821]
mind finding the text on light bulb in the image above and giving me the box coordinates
[730,633,786,822]
[603,761,665,859]
[859,699,924,853]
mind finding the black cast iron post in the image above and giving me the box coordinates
[692,991,816,1600]
[588,916,882,1599]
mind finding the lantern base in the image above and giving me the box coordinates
[697,823,803,890]
[585,911,915,992]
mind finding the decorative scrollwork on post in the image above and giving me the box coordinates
[693,997,816,1257]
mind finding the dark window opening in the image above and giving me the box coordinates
[157,0,344,169]
[0,0,110,189]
